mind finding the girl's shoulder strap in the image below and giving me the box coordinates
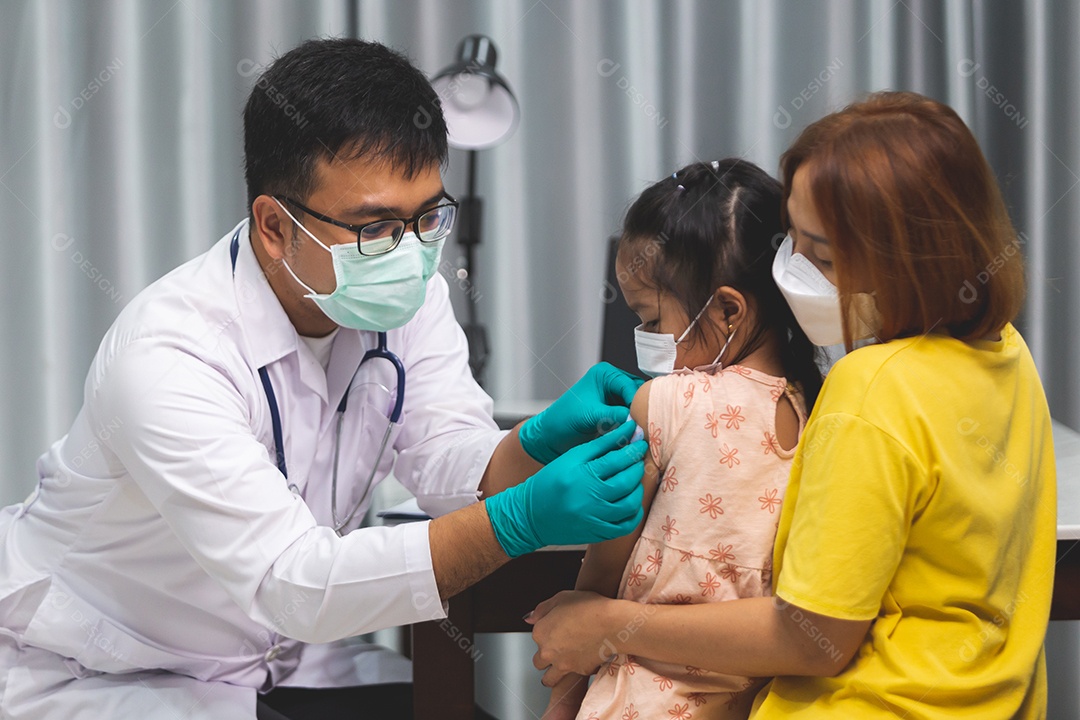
[783,380,809,431]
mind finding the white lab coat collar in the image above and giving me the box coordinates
[230,219,300,371]
[231,219,369,407]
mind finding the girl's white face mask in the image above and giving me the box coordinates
[633,295,736,377]
[633,322,693,378]
[771,235,881,347]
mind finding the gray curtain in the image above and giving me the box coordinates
[0,0,353,499]
[1,1,1077,718]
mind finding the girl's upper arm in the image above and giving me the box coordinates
[629,379,661,511]
[629,380,652,442]
[574,381,660,597]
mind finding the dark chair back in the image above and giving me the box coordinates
[599,236,641,375]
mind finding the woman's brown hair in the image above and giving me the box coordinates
[780,91,1025,348]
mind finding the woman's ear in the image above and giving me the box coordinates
[713,286,749,332]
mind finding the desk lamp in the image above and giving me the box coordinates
[432,35,520,386]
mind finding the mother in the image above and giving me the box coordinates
[530,91,1056,718]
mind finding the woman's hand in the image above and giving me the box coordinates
[528,590,633,686]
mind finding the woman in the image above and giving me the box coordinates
[529,91,1056,719]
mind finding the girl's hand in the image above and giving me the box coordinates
[528,590,632,686]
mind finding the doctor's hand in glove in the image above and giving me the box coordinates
[517,362,645,465]
[485,420,647,558]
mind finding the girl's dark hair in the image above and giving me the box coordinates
[620,159,822,409]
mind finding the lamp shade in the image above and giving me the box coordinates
[431,35,519,150]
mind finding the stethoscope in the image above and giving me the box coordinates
[231,228,405,535]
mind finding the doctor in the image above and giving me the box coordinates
[0,38,646,719]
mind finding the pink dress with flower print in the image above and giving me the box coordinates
[576,366,806,720]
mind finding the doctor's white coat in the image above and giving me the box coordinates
[0,220,504,718]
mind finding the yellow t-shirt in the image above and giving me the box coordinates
[750,323,1056,719]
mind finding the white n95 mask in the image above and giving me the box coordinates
[275,199,444,332]
[634,296,716,377]
[771,235,880,347]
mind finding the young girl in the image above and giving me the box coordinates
[544,159,822,719]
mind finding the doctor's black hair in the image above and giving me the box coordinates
[242,38,448,221]
[619,159,823,409]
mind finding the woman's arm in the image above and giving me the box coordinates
[544,383,660,716]
[530,591,871,686]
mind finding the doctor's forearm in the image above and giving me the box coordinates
[477,425,542,497]
[428,501,511,600]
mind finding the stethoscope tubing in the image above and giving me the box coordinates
[231,228,404,536]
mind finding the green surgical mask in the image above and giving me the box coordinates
[275,199,444,332]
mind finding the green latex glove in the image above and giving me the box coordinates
[486,420,647,558]
[518,362,645,465]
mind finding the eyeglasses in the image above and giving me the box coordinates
[275,194,459,256]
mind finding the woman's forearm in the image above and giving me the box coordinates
[608,595,867,678]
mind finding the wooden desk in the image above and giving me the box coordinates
[411,420,1080,719]
[411,548,585,719]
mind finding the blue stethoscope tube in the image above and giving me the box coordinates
[230,228,405,534]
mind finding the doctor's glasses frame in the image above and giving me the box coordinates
[275,194,459,256]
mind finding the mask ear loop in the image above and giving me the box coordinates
[272,198,331,297]
[712,324,737,368]
[273,198,333,253]
[675,295,715,344]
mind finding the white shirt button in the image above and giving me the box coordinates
[264,644,282,662]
